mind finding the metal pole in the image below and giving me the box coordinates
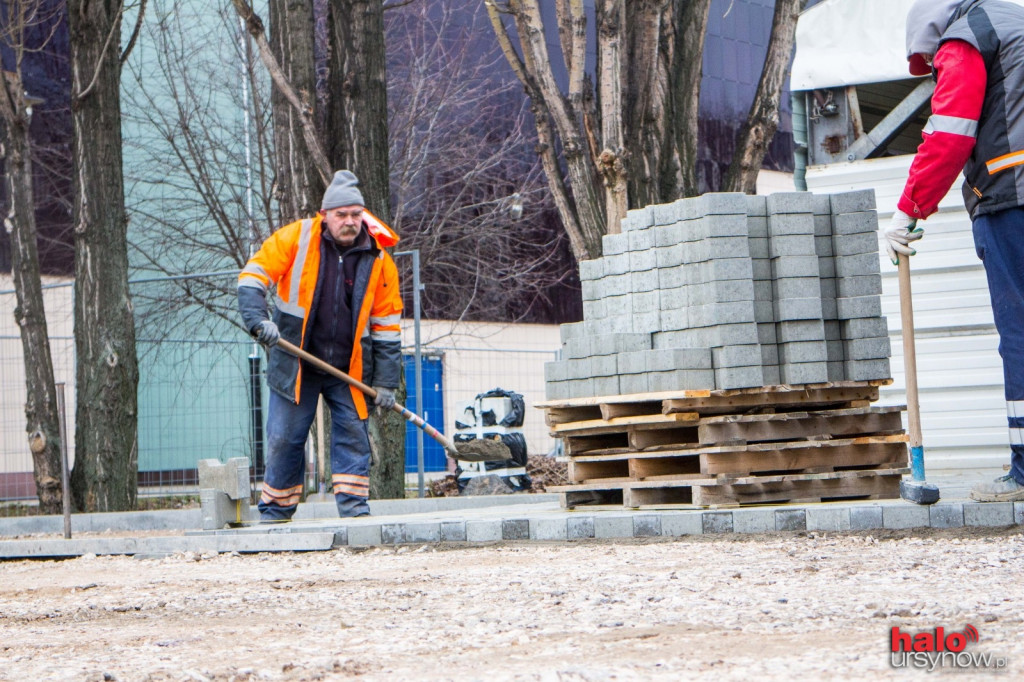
[56,382,71,539]
[412,250,425,498]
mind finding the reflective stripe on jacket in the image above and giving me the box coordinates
[238,210,402,419]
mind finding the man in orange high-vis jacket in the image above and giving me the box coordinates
[887,0,1024,502]
[238,170,403,519]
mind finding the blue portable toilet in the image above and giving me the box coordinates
[403,354,447,473]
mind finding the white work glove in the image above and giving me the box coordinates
[253,320,280,347]
[883,209,924,265]
[373,387,396,412]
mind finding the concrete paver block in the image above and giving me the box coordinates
[649,369,716,391]
[198,458,251,500]
[780,362,829,385]
[929,504,964,528]
[661,512,704,536]
[619,372,649,394]
[634,515,662,537]
[560,322,586,344]
[602,232,629,255]
[773,276,822,299]
[830,189,877,214]
[831,210,879,234]
[594,514,635,539]
[502,519,531,540]
[530,517,568,540]
[836,295,883,319]
[776,509,807,532]
[832,231,879,256]
[567,516,595,539]
[841,317,889,339]
[850,505,883,530]
[835,253,882,277]
[715,365,765,389]
[769,234,816,257]
[883,504,930,530]
[702,511,734,533]
[806,507,852,532]
[777,320,827,343]
[844,336,892,360]
[348,523,383,546]
[440,521,467,542]
[700,192,749,216]
[964,502,1014,526]
[200,489,255,530]
[779,341,828,364]
[766,192,814,215]
[845,358,891,381]
[836,274,883,298]
[733,508,776,533]
[712,344,762,368]
[774,297,824,321]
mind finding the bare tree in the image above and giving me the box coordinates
[67,0,143,511]
[487,0,800,260]
[0,0,64,513]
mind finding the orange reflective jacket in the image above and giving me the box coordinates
[238,210,402,418]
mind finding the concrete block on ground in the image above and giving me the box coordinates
[964,502,1014,526]
[835,253,881,277]
[634,515,662,537]
[545,361,570,383]
[385,522,442,544]
[836,295,882,319]
[773,276,822,300]
[1016,502,1024,526]
[466,519,502,542]
[761,344,780,366]
[774,297,824,321]
[844,336,892,360]
[747,216,769,238]
[762,364,781,385]
[836,274,883,298]
[767,215,816,238]
[883,504,930,530]
[812,193,832,216]
[645,348,714,371]
[845,358,891,380]
[649,369,716,391]
[582,299,606,321]
[929,504,964,529]
[814,235,834,257]
[712,344,762,368]
[661,512,704,536]
[746,194,768,216]
[200,489,254,530]
[776,509,807,532]
[593,375,621,397]
[660,285,688,309]
[502,519,531,540]
[632,290,661,314]
[690,301,758,327]
[700,192,749,216]
[349,523,384,546]
[544,380,571,401]
[814,214,832,236]
[777,319,827,343]
[766,191,814,215]
[659,307,689,331]
[198,458,251,500]
[733,508,776,534]
[771,255,821,278]
[806,506,852,532]
[779,340,828,364]
[841,317,889,339]
[656,243,685,268]
[566,378,596,399]
[530,517,568,541]
[780,362,828,385]
[832,231,879,256]
[715,365,765,389]
[850,505,883,530]
[831,210,879,235]
[830,189,877,215]
[594,514,635,539]
[629,248,658,272]
[604,252,630,275]
[700,214,750,239]
[602,232,629,256]
[827,361,845,381]
[578,258,604,282]
[619,372,649,395]
[567,516,595,539]
[440,520,467,542]
[632,269,661,292]
[560,322,586,344]
[702,511,734,533]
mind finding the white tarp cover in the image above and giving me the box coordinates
[792,0,1024,91]
[791,0,916,91]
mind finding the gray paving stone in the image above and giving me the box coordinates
[706,277,758,304]
[746,194,768,216]
[733,508,776,533]
[806,507,852,531]
[593,375,621,397]
[440,521,467,542]
[617,350,648,375]
[883,504,930,530]
[660,307,689,331]
[562,337,589,360]
[844,336,892,360]
[761,344,780,365]
[964,502,1014,526]
[699,257,755,282]
[198,458,251,500]
[780,362,828,385]
[628,226,656,251]
[811,193,832,216]
[348,524,383,546]
[758,322,778,344]
[766,191,814,215]
[619,373,649,394]
[591,333,653,356]
[832,230,879,256]
[818,256,836,279]
[405,522,443,543]
[748,216,769,238]
[502,519,531,540]
[845,358,891,381]
[841,317,890,339]
[1017,502,1024,526]
[621,206,654,231]
[748,236,770,259]
[602,274,631,297]
[712,344,762,368]
[567,358,593,380]
[545,380,571,400]
[777,320,827,343]
[634,515,662,537]
[566,516,595,539]
[850,505,883,530]
[776,509,807,532]
[632,269,661,292]
[466,519,502,542]
[814,235,834,257]
[578,258,604,281]
[774,297,823,321]
[835,253,881,277]
[656,243,685,268]
[830,189,877,215]
[602,232,629,256]
[594,514,635,539]
[649,369,716,391]
[779,341,828,364]
[831,210,879,234]
[652,198,699,225]
[837,274,883,298]
[560,322,586,344]
[769,234,816,258]
[715,365,765,389]
[530,517,568,540]
[814,214,832,236]
[691,301,758,327]
[836,295,882,319]
[659,285,688,309]
[771,255,821,278]
[646,348,713,371]
[604,252,630,275]
[929,504,964,528]
[630,248,658,272]
[633,290,661,314]
[661,512,704,536]
[763,364,782,385]
[773,276,821,299]
[702,511,734,533]
[700,192,749,216]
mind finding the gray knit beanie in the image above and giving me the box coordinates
[321,170,365,210]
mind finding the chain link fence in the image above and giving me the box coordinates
[0,273,560,514]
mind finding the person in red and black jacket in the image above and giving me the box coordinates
[888,0,1024,501]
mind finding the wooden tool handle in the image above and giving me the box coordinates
[897,255,923,450]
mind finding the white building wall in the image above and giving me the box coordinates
[806,156,1008,470]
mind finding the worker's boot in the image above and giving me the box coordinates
[969,474,1024,502]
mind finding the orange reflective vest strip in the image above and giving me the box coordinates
[987,150,1024,175]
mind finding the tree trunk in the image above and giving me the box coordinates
[269,0,323,220]
[68,0,139,512]
[723,0,802,194]
[326,0,404,500]
[0,87,63,514]
[670,0,711,198]
[596,0,628,233]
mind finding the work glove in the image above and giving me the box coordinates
[253,320,280,347]
[373,386,396,412]
[883,209,924,265]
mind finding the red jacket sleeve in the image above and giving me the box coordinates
[897,40,986,220]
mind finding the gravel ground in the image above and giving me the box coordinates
[1,527,1022,681]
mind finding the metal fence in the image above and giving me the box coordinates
[0,272,560,514]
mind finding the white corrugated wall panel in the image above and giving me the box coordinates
[806,156,1009,471]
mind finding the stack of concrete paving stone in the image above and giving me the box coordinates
[545,189,892,400]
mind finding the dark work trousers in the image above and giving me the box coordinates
[258,370,372,519]
[973,206,1024,484]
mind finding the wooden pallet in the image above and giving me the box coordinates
[540,381,906,509]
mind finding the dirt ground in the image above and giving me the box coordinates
[1,527,1022,681]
